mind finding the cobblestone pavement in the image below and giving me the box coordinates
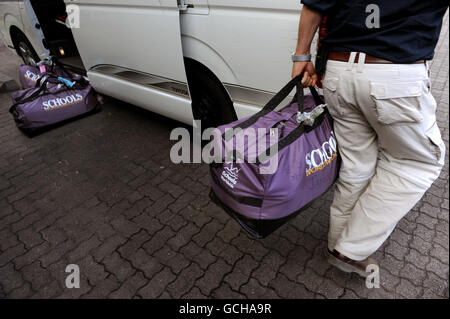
[0,15,448,299]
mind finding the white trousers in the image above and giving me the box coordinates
[323,53,446,261]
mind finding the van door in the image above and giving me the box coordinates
[65,0,187,82]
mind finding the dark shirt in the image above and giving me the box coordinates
[301,0,449,63]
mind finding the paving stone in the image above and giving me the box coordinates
[154,246,190,274]
[108,272,147,299]
[426,257,449,280]
[279,246,310,281]
[102,252,135,282]
[422,272,449,298]
[192,220,223,247]
[196,259,232,296]
[127,249,164,279]
[137,267,176,299]
[340,288,359,299]
[142,226,176,255]
[81,276,120,299]
[385,240,409,261]
[167,222,199,252]
[182,286,207,299]
[117,230,151,259]
[400,263,427,286]
[31,280,63,299]
[224,255,259,290]
[396,279,423,299]
[77,255,108,286]
[212,282,246,299]
[91,234,127,262]
[217,220,241,243]
[316,277,345,299]
[240,278,280,299]
[0,244,26,268]
[166,263,203,298]
[251,251,285,286]
[67,235,101,263]
[0,262,25,293]
[21,260,52,291]
[269,273,314,299]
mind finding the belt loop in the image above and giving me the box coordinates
[346,52,357,71]
[425,60,430,77]
[357,52,366,73]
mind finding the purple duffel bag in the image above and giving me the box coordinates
[209,75,340,238]
[19,64,82,89]
[10,74,100,136]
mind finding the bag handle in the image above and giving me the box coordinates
[9,77,51,114]
[9,76,78,114]
[10,72,52,103]
[223,75,322,141]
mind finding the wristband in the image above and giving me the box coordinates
[292,53,312,62]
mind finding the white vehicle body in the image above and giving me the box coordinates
[0,0,315,125]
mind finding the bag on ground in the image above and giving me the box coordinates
[10,73,99,135]
[19,62,82,89]
[209,75,340,238]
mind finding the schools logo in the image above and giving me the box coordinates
[305,132,338,176]
[43,94,83,111]
[221,163,240,189]
[24,70,41,82]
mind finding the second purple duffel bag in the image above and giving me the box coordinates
[19,63,82,89]
[209,75,340,238]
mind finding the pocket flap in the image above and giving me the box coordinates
[426,123,445,164]
[427,124,444,147]
[370,81,422,99]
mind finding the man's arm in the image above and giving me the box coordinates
[292,5,323,86]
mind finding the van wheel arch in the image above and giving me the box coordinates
[10,26,40,65]
[184,57,237,129]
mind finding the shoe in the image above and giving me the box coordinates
[325,248,378,278]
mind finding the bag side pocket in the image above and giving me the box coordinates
[370,81,424,125]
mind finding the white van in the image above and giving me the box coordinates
[0,0,315,127]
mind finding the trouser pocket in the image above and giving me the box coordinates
[323,73,342,118]
[426,123,446,165]
[370,80,424,124]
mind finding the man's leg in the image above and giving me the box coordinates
[322,62,379,252]
[334,166,431,260]
[334,63,446,261]
[327,118,378,251]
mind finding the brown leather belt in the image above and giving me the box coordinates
[328,52,425,64]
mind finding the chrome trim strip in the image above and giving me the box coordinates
[89,65,293,108]
[90,64,190,98]
[223,83,293,108]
